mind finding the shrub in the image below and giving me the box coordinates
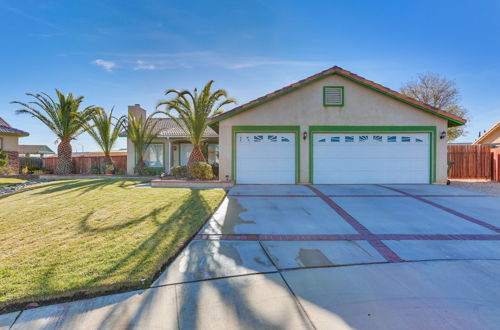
[0,149,8,168]
[0,165,13,175]
[116,168,127,176]
[191,162,214,180]
[90,167,99,175]
[140,167,164,176]
[170,165,188,178]
[211,163,219,178]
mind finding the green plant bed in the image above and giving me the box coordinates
[0,179,225,312]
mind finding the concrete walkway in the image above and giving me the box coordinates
[4,184,500,329]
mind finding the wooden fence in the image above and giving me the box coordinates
[43,155,127,174]
[447,145,492,179]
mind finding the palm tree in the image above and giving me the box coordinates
[155,80,236,175]
[84,107,126,167]
[126,114,159,174]
[12,89,97,174]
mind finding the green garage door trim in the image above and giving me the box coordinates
[232,126,301,183]
[308,126,437,184]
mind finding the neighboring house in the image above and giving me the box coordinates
[126,105,218,174]
[474,122,500,147]
[208,66,466,184]
[18,145,55,157]
[0,117,29,173]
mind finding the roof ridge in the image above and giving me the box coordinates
[209,66,466,127]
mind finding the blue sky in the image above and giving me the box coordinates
[0,0,499,151]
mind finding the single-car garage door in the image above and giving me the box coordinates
[313,133,430,184]
[236,132,295,184]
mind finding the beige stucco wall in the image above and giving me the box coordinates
[0,135,20,151]
[218,74,450,184]
[479,129,500,144]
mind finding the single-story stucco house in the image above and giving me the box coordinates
[0,117,29,173]
[474,122,500,147]
[127,66,466,184]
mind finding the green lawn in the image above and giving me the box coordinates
[0,178,26,188]
[0,179,225,311]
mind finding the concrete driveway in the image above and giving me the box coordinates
[5,184,500,329]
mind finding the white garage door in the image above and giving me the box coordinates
[313,133,430,184]
[236,133,295,184]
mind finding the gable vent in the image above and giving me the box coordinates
[323,86,344,106]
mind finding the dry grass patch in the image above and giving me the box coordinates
[0,179,225,311]
[0,178,26,188]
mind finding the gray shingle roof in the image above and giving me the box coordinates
[18,145,55,155]
[152,118,218,137]
[0,117,29,136]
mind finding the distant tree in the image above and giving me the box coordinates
[126,114,159,174]
[399,73,469,140]
[155,80,236,176]
[84,107,126,167]
[12,90,98,174]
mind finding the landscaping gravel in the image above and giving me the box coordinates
[449,180,500,196]
[0,179,51,196]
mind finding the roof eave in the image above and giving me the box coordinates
[209,68,467,127]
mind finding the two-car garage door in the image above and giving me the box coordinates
[235,131,430,184]
[313,133,430,184]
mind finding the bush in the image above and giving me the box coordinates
[0,165,13,175]
[191,162,214,180]
[140,167,164,176]
[116,168,127,176]
[90,167,99,175]
[0,150,8,168]
[211,163,219,178]
[170,165,188,178]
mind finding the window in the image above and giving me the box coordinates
[330,136,340,142]
[281,137,290,142]
[402,136,411,142]
[144,143,164,167]
[345,136,354,142]
[323,86,344,106]
[253,135,263,142]
[373,135,382,142]
[267,135,277,142]
[359,135,368,142]
[0,137,3,149]
[388,136,397,142]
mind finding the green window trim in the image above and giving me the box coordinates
[308,126,437,184]
[232,126,301,183]
[323,86,344,107]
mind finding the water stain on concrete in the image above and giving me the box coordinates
[218,243,243,265]
[296,249,333,267]
[220,198,255,234]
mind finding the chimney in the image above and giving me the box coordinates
[128,104,146,120]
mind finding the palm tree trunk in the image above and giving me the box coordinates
[134,158,146,175]
[56,140,73,174]
[187,145,206,177]
[103,154,114,166]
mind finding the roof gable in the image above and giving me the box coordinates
[0,117,29,137]
[209,66,466,128]
[474,122,500,144]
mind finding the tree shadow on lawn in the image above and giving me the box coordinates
[23,189,214,310]
[30,179,141,197]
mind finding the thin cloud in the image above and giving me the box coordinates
[92,59,116,72]
[133,60,157,71]
[91,51,328,71]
